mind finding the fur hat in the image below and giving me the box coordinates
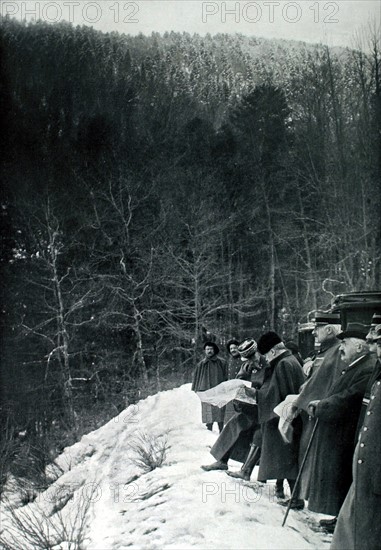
[257,331,282,355]
[203,341,219,354]
[285,340,299,353]
[237,339,257,358]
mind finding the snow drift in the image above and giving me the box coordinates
[0,384,333,549]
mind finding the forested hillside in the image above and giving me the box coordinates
[0,20,380,486]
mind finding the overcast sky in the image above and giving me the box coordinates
[3,1,380,48]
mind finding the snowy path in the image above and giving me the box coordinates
[1,385,333,549]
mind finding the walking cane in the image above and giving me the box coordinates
[282,418,319,527]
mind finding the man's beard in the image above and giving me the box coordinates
[340,351,348,364]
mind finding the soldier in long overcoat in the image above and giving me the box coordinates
[255,332,306,493]
[331,324,381,550]
[307,323,375,524]
[293,312,342,501]
[201,339,264,471]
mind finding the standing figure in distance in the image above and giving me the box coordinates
[192,341,227,432]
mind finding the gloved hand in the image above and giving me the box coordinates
[245,387,257,398]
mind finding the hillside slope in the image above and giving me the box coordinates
[1,385,332,549]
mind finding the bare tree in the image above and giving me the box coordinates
[16,196,102,432]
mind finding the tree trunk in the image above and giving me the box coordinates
[47,221,76,430]
[261,178,276,330]
[133,305,149,385]
[296,186,317,311]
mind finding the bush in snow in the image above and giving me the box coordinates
[0,483,96,550]
[129,431,169,473]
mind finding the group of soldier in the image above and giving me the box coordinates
[191,312,381,550]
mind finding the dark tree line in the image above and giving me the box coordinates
[0,19,380,485]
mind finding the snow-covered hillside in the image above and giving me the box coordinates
[1,385,333,549]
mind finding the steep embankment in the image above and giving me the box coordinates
[1,385,332,549]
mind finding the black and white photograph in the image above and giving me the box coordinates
[1,1,381,548]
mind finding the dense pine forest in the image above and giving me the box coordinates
[0,19,380,491]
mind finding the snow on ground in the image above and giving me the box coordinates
[1,384,333,549]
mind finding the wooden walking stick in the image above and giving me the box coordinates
[282,418,319,527]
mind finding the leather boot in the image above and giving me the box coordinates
[275,479,285,499]
[201,461,228,471]
[319,517,337,533]
[226,445,261,481]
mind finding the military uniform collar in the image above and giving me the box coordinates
[265,345,289,364]
[342,352,369,372]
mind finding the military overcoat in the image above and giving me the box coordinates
[331,360,381,550]
[256,349,305,481]
[307,353,375,516]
